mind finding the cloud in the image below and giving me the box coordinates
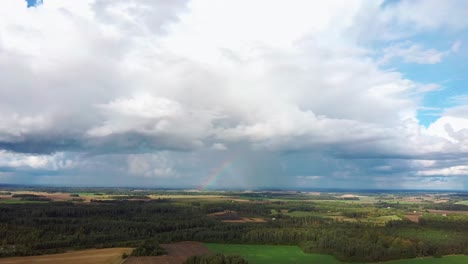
[91,0,188,35]
[417,165,468,176]
[351,0,468,41]
[1,0,468,189]
[211,143,227,151]
[297,176,322,180]
[127,154,177,178]
[0,151,74,170]
[451,41,462,52]
[379,42,454,64]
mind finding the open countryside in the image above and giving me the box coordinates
[0,248,132,264]
[1,188,468,263]
[2,1,468,264]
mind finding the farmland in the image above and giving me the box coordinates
[0,248,131,264]
[0,186,467,263]
[205,244,342,264]
[206,244,468,264]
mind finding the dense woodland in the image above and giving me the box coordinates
[130,239,166,256]
[0,192,467,262]
[184,254,249,264]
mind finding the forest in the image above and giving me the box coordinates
[0,189,468,262]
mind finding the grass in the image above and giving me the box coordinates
[366,215,402,225]
[205,244,343,264]
[455,201,468,206]
[386,255,468,264]
[205,244,468,264]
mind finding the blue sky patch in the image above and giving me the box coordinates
[26,0,43,8]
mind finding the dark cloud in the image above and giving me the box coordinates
[0,0,467,189]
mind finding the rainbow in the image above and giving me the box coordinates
[198,159,234,190]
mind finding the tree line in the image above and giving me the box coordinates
[0,200,466,262]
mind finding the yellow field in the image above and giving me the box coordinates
[0,248,132,264]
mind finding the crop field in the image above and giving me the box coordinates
[205,244,342,264]
[455,201,468,206]
[205,244,468,264]
[3,244,464,264]
[0,191,85,203]
[0,187,467,263]
[0,248,132,264]
[386,255,468,264]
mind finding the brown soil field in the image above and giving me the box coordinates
[124,242,211,264]
[44,193,75,201]
[0,248,132,264]
[404,214,421,223]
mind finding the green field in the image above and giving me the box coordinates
[205,244,468,264]
[205,244,342,264]
[455,201,468,206]
[386,256,468,264]
[366,215,402,225]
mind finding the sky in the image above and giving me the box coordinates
[0,0,468,190]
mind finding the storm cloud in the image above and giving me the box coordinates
[1,0,468,189]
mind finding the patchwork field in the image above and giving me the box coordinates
[0,191,88,203]
[205,244,468,264]
[1,245,467,264]
[0,248,132,264]
[0,188,467,263]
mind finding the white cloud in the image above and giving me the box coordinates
[427,115,468,144]
[0,151,74,170]
[297,176,322,180]
[351,0,468,41]
[1,0,468,188]
[385,0,468,32]
[379,42,452,65]
[127,154,177,178]
[451,41,462,52]
[211,143,227,151]
[417,165,468,176]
